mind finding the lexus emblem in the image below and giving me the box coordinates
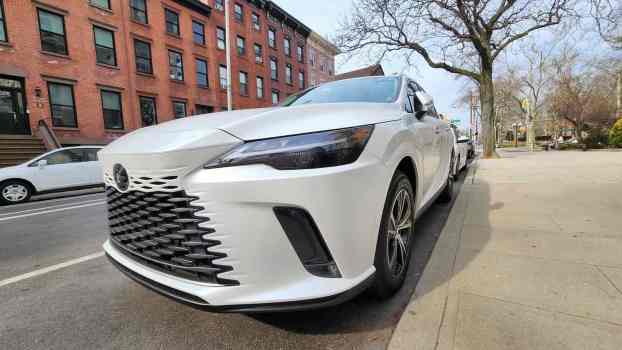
[113,164,129,192]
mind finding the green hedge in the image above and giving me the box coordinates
[610,118,622,147]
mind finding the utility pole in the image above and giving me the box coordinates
[225,0,233,111]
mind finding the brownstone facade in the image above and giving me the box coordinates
[0,0,320,145]
[306,31,339,87]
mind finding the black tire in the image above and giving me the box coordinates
[0,180,33,205]
[437,155,455,204]
[369,171,415,299]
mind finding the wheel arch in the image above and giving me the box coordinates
[395,156,418,195]
[0,178,38,194]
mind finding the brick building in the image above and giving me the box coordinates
[306,31,339,87]
[0,0,322,145]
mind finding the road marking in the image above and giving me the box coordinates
[0,201,106,222]
[10,191,104,207]
[0,252,105,288]
[0,198,105,217]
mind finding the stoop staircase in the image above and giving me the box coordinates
[0,135,47,168]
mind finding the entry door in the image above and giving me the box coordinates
[0,78,29,135]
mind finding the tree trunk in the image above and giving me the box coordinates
[479,71,497,158]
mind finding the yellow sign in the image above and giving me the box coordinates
[521,98,530,111]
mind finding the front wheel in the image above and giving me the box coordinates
[0,180,32,205]
[370,171,415,299]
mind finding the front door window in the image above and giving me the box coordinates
[0,77,29,135]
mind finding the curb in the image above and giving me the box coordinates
[388,163,477,350]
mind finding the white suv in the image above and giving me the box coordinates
[101,76,454,312]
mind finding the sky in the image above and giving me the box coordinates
[276,0,472,129]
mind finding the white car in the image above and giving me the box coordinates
[451,124,469,174]
[0,146,104,205]
[101,76,455,312]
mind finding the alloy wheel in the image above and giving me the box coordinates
[386,188,413,277]
[2,184,28,202]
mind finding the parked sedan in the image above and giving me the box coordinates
[0,146,104,205]
[101,75,455,312]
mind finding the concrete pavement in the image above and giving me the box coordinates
[389,150,622,350]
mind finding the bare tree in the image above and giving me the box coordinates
[505,44,558,149]
[549,52,618,143]
[336,0,578,158]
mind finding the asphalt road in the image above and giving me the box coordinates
[0,172,467,350]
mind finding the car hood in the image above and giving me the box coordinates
[99,102,402,179]
[0,164,25,179]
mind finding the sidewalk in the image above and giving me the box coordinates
[389,150,622,350]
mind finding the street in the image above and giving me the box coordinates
[0,174,467,350]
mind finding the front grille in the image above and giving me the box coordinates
[106,187,238,286]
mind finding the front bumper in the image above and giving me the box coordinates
[103,151,392,309]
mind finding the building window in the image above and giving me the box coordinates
[168,50,184,81]
[172,101,186,118]
[195,104,213,114]
[165,9,179,36]
[285,64,292,85]
[267,11,278,24]
[234,3,243,22]
[93,26,116,66]
[139,96,157,126]
[196,58,208,87]
[0,0,7,42]
[284,37,291,56]
[309,50,316,67]
[256,76,264,99]
[270,58,278,80]
[236,35,245,55]
[239,71,248,96]
[298,71,305,89]
[268,28,276,49]
[254,43,263,64]
[252,12,260,31]
[214,0,224,11]
[134,39,152,74]
[90,0,111,10]
[297,45,304,63]
[192,21,205,45]
[38,9,68,55]
[219,65,227,90]
[271,90,279,105]
[130,0,148,24]
[216,27,226,50]
[101,90,123,130]
[48,82,77,128]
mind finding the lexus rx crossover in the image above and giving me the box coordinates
[101,76,455,312]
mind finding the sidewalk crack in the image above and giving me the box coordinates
[595,265,622,297]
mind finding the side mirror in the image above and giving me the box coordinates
[37,159,48,168]
[415,91,434,111]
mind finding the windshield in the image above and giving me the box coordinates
[282,76,402,107]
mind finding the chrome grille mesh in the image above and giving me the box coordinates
[106,187,238,286]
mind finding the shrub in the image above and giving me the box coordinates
[610,118,622,148]
[585,128,609,149]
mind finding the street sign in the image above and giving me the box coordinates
[451,119,461,124]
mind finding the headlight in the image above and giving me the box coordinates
[204,125,374,170]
